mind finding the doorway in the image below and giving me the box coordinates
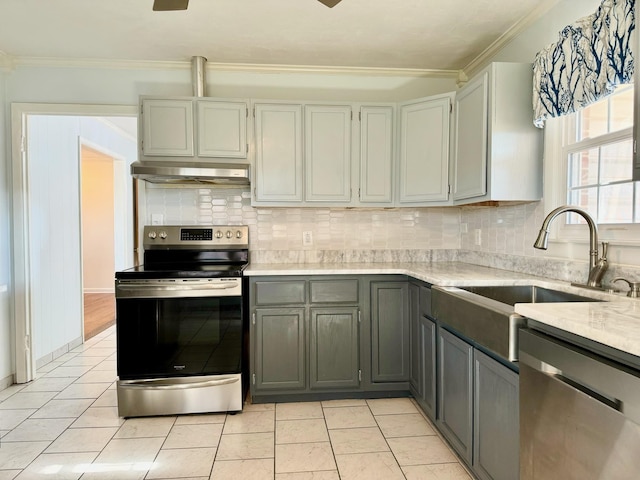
[11,104,138,383]
[80,145,118,340]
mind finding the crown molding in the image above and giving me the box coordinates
[462,0,561,79]
[9,56,459,79]
[0,50,14,71]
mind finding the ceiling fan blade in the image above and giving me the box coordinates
[153,0,189,11]
[317,0,342,7]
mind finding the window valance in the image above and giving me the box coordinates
[533,0,635,127]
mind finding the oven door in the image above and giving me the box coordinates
[115,277,243,380]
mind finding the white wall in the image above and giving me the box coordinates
[0,68,13,389]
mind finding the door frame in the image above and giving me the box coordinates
[11,103,137,383]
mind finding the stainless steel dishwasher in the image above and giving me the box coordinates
[519,328,640,480]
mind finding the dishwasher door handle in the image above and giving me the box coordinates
[520,329,640,424]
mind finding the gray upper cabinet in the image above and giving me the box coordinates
[196,100,248,158]
[359,105,394,204]
[438,327,474,465]
[141,98,194,157]
[140,96,248,161]
[473,349,519,480]
[305,105,352,203]
[253,103,304,203]
[370,281,410,383]
[309,307,360,389]
[452,62,542,205]
[398,94,453,205]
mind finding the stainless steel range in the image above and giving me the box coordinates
[115,225,249,418]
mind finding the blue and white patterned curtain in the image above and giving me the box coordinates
[533,0,635,127]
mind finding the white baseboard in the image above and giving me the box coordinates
[36,335,84,369]
[0,373,14,391]
[83,288,115,294]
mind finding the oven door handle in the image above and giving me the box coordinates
[120,376,239,390]
[116,283,240,298]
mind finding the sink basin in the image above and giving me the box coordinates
[458,285,600,306]
[431,285,601,363]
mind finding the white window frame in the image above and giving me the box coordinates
[545,111,640,247]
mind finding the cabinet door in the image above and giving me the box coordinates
[141,98,194,156]
[371,281,409,383]
[453,72,488,200]
[310,307,359,389]
[438,328,473,464]
[304,105,352,202]
[473,350,519,480]
[398,96,451,203]
[197,100,247,158]
[254,104,303,203]
[254,308,305,391]
[409,283,421,394]
[360,106,393,204]
[419,315,437,421]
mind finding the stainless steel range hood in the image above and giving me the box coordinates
[131,161,250,185]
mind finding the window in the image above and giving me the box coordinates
[563,85,635,225]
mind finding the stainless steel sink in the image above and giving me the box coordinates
[431,285,601,363]
[458,285,600,306]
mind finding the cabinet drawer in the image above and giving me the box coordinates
[419,285,432,318]
[254,281,306,305]
[310,279,359,303]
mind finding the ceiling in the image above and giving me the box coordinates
[0,0,553,71]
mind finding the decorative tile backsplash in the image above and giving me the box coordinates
[143,186,640,286]
[144,186,462,255]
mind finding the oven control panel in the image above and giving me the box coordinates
[143,225,249,249]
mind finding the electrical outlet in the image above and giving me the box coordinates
[460,223,468,233]
[303,231,313,246]
[474,229,482,246]
[151,214,164,225]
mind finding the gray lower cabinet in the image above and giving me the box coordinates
[310,307,359,389]
[437,326,520,480]
[417,314,437,420]
[371,281,410,383]
[409,281,437,421]
[438,327,474,465]
[473,349,519,480]
[250,276,362,400]
[254,308,306,391]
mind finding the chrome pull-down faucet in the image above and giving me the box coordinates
[533,205,608,288]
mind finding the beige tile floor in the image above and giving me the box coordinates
[0,326,472,480]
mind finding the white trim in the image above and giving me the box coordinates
[83,288,115,294]
[9,56,460,79]
[462,0,562,78]
[0,50,13,70]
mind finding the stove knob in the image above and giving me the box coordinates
[159,231,168,240]
[148,231,157,239]
[215,230,223,239]
[236,230,243,239]
[226,230,233,239]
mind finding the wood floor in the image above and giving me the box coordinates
[84,293,115,340]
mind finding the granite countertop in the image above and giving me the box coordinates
[245,261,640,359]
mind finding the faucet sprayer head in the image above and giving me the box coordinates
[533,229,549,250]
